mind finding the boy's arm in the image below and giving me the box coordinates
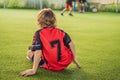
[20,50,42,76]
[69,41,81,68]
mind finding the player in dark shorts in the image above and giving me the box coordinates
[20,8,80,76]
[61,0,74,16]
[77,0,86,13]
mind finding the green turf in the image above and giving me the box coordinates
[0,9,120,80]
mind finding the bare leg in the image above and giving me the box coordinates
[77,2,81,12]
[82,2,86,12]
[26,50,34,60]
[61,8,67,15]
[69,7,73,15]
[79,3,82,12]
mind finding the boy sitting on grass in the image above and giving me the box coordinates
[20,8,80,76]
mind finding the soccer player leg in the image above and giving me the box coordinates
[26,50,34,61]
[69,4,73,16]
[82,0,86,12]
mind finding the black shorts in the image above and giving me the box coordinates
[79,0,86,3]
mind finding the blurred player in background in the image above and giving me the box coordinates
[77,0,86,13]
[61,0,74,16]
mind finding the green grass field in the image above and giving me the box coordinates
[0,9,120,80]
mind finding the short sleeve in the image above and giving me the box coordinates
[63,32,71,48]
[31,30,42,51]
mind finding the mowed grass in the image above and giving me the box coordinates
[0,9,120,80]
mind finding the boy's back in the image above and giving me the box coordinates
[38,27,73,71]
[20,8,80,76]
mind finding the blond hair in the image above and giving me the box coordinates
[37,8,56,28]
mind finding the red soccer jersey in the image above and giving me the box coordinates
[32,27,73,71]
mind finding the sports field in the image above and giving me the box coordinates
[0,9,120,80]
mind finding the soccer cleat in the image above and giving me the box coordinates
[69,13,73,16]
[61,13,64,16]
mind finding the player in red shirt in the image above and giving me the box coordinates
[61,0,74,16]
[20,8,80,76]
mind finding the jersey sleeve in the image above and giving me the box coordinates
[31,30,42,51]
[63,32,71,48]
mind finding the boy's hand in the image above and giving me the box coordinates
[73,59,81,68]
[20,69,36,77]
